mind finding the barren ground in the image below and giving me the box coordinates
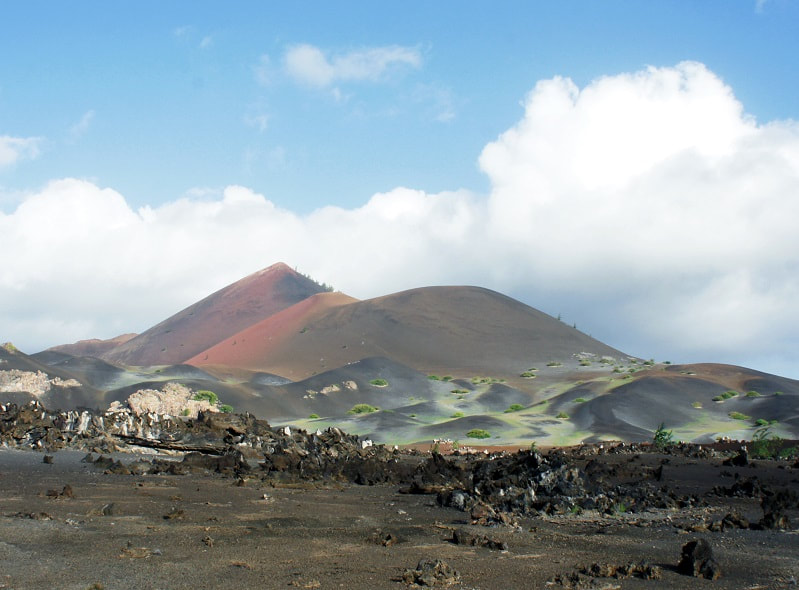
[1,448,797,590]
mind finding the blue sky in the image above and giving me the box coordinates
[3,1,799,378]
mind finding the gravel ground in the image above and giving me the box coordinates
[1,447,797,589]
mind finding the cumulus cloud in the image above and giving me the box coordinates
[4,61,799,377]
[0,135,42,168]
[283,43,422,87]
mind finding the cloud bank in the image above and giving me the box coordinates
[3,62,799,376]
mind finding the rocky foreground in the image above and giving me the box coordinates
[1,401,798,589]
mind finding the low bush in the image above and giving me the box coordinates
[573,397,588,403]
[692,401,703,409]
[193,390,219,405]
[348,403,379,414]
[451,411,465,418]
[729,411,750,420]
[556,411,569,419]
[653,423,674,450]
[219,404,233,414]
[504,404,524,413]
[466,429,491,439]
[308,413,320,419]
[368,379,388,387]
[745,390,761,397]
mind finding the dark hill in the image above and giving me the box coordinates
[190,285,625,379]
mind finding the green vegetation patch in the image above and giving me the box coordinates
[556,412,569,419]
[348,403,379,415]
[504,404,524,413]
[520,371,537,378]
[728,411,750,421]
[653,423,674,450]
[193,390,219,405]
[745,390,761,398]
[427,375,441,381]
[692,401,703,409]
[573,397,588,403]
[308,413,320,419]
[219,404,233,414]
[451,411,465,418]
[466,429,491,439]
[368,378,388,387]
[546,361,562,367]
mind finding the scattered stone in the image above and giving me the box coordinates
[43,454,53,464]
[710,512,750,531]
[451,528,507,551]
[581,562,662,580]
[119,544,154,559]
[401,559,460,587]
[723,449,748,467]
[10,511,52,520]
[46,484,74,499]
[370,530,398,547]
[202,535,214,547]
[163,507,185,520]
[677,539,722,580]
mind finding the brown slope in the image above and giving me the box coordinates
[189,285,626,380]
[187,291,359,372]
[45,333,137,357]
[101,262,326,366]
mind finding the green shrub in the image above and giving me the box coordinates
[504,404,524,413]
[722,390,738,399]
[369,379,388,387]
[547,361,562,367]
[755,418,769,427]
[180,408,190,416]
[219,404,233,414]
[193,390,219,405]
[729,411,750,420]
[308,413,320,419]
[427,375,441,381]
[573,397,588,403]
[442,376,454,382]
[451,411,465,418]
[520,371,537,378]
[745,390,761,397]
[556,411,569,419]
[348,403,379,414]
[692,401,703,409]
[451,389,469,394]
[653,423,674,450]
[751,426,787,459]
[712,395,724,402]
[466,429,491,439]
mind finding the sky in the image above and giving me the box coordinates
[2,1,799,378]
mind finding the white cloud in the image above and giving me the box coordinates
[283,43,422,87]
[0,135,42,168]
[4,61,799,378]
[69,110,95,141]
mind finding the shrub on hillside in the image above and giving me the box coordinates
[348,403,379,415]
[466,429,491,439]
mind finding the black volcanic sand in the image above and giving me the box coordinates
[2,448,798,589]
